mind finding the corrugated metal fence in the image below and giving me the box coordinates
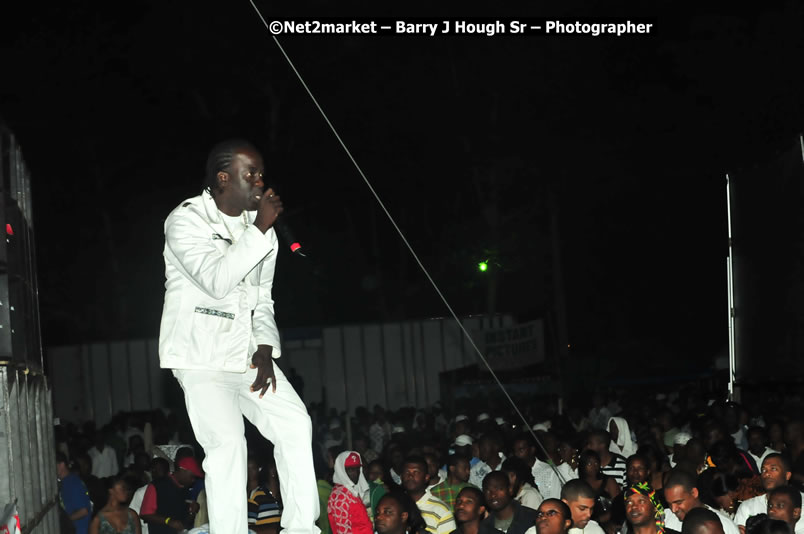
[48,315,515,425]
[0,366,58,533]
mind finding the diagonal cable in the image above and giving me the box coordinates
[247,3,565,481]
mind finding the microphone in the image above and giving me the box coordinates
[273,216,306,257]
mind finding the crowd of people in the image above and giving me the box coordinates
[55,384,804,534]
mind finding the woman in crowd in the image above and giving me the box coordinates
[696,468,740,519]
[501,456,544,510]
[89,475,141,534]
[579,450,621,525]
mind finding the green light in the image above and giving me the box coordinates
[478,261,488,272]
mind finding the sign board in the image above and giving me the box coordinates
[476,319,545,370]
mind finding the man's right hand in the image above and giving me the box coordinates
[254,188,283,233]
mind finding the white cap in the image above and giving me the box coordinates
[391,425,405,434]
[454,415,469,423]
[532,423,550,432]
[674,432,692,446]
[495,417,506,426]
[453,434,473,447]
[477,413,490,422]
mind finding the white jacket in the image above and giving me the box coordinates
[159,191,282,372]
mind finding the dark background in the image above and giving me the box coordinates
[2,1,803,379]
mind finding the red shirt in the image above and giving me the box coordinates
[327,484,373,534]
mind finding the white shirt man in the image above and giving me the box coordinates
[88,444,119,478]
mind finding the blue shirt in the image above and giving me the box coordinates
[59,473,91,534]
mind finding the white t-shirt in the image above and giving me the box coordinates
[128,484,149,534]
[88,446,119,478]
[664,506,740,534]
[532,459,563,500]
[734,493,804,534]
[516,483,544,510]
[524,519,605,534]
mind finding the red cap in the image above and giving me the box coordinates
[176,457,204,478]
[344,452,361,468]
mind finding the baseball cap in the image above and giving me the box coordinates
[477,413,490,422]
[453,434,473,447]
[344,452,362,468]
[176,456,204,478]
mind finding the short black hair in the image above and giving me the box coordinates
[501,456,535,487]
[403,455,428,472]
[541,498,573,523]
[446,454,471,469]
[745,513,768,534]
[769,485,802,509]
[513,433,536,448]
[457,486,486,507]
[377,491,428,534]
[587,430,611,447]
[479,432,503,449]
[481,470,510,490]
[626,453,650,468]
[665,468,698,493]
[762,453,792,473]
[680,507,722,534]
[561,479,597,502]
[204,139,259,197]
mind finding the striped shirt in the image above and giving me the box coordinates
[600,453,627,487]
[416,490,457,534]
[248,486,281,526]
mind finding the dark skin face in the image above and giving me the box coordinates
[366,463,384,483]
[761,457,791,491]
[565,496,595,529]
[247,460,260,483]
[345,466,361,485]
[625,493,654,528]
[174,468,196,488]
[108,481,131,505]
[747,431,766,456]
[535,501,572,534]
[214,149,265,215]
[483,476,513,515]
[425,456,440,481]
[609,421,620,443]
[767,493,801,526]
[585,437,606,455]
[513,439,535,464]
[580,456,601,479]
[455,490,486,523]
[402,462,430,497]
[375,497,408,534]
[626,458,650,485]
[451,459,471,484]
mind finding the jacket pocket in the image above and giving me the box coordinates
[187,307,236,365]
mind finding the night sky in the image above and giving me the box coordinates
[2,2,803,373]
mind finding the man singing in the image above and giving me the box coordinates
[159,139,319,534]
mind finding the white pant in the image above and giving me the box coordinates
[173,365,320,534]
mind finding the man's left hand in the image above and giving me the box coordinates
[250,345,276,397]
